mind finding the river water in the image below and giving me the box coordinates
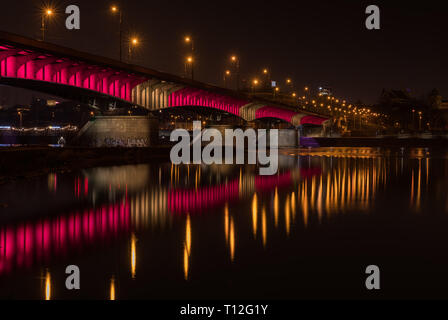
[1,147,448,299]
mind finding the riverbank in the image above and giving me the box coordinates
[0,146,172,184]
[2,137,447,184]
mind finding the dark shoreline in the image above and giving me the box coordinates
[0,146,172,184]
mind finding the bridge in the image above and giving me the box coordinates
[0,30,329,128]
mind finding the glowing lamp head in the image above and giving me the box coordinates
[231,55,237,62]
[111,6,118,12]
[186,56,193,63]
[225,70,231,76]
[263,69,268,74]
[253,79,259,85]
[185,36,191,43]
[131,38,138,45]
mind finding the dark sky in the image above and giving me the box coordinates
[0,0,446,103]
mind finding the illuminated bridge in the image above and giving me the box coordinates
[0,30,329,127]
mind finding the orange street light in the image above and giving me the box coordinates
[110,5,124,61]
[41,7,55,41]
[184,35,194,52]
[128,37,139,61]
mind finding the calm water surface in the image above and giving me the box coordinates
[1,147,448,299]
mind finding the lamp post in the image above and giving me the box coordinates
[412,109,416,131]
[418,111,423,131]
[224,70,231,88]
[184,36,194,52]
[186,56,194,80]
[274,86,280,98]
[18,111,23,128]
[286,78,293,94]
[184,36,195,79]
[252,79,259,93]
[231,55,240,91]
[128,37,139,62]
[41,8,54,42]
[263,68,269,90]
[111,5,123,62]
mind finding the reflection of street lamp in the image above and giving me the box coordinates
[110,5,123,61]
[41,8,54,41]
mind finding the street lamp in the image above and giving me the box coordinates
[412,109,416,130]
[224,70,231,88]
[186,56,194,80]
[304,86,309,101]
[262,68,270,90]
[18,111,23,128]
[252,79,259,92]
[184,36,195,80]
[128,37,139,62]
[418,111,423,131]
[230,55,240,91]
[274,86,280,98]
[110,5,123,62]
[184,36,194,52]
[41,8,54,41]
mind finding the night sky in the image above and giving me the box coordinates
[0,0,446,103]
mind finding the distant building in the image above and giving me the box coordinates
[439,100,448,110]
[318,86,332,96]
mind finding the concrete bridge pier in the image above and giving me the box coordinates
[73,115,159,147]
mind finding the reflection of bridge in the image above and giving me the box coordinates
[0,31,328,127]
[0,152,389,277]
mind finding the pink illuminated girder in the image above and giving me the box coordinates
[0,45,144,101]
[168,87,248,116]
[0,43,329,124]
[300,115,328,125]
[255,106,327,125]
[255,106,297,123]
